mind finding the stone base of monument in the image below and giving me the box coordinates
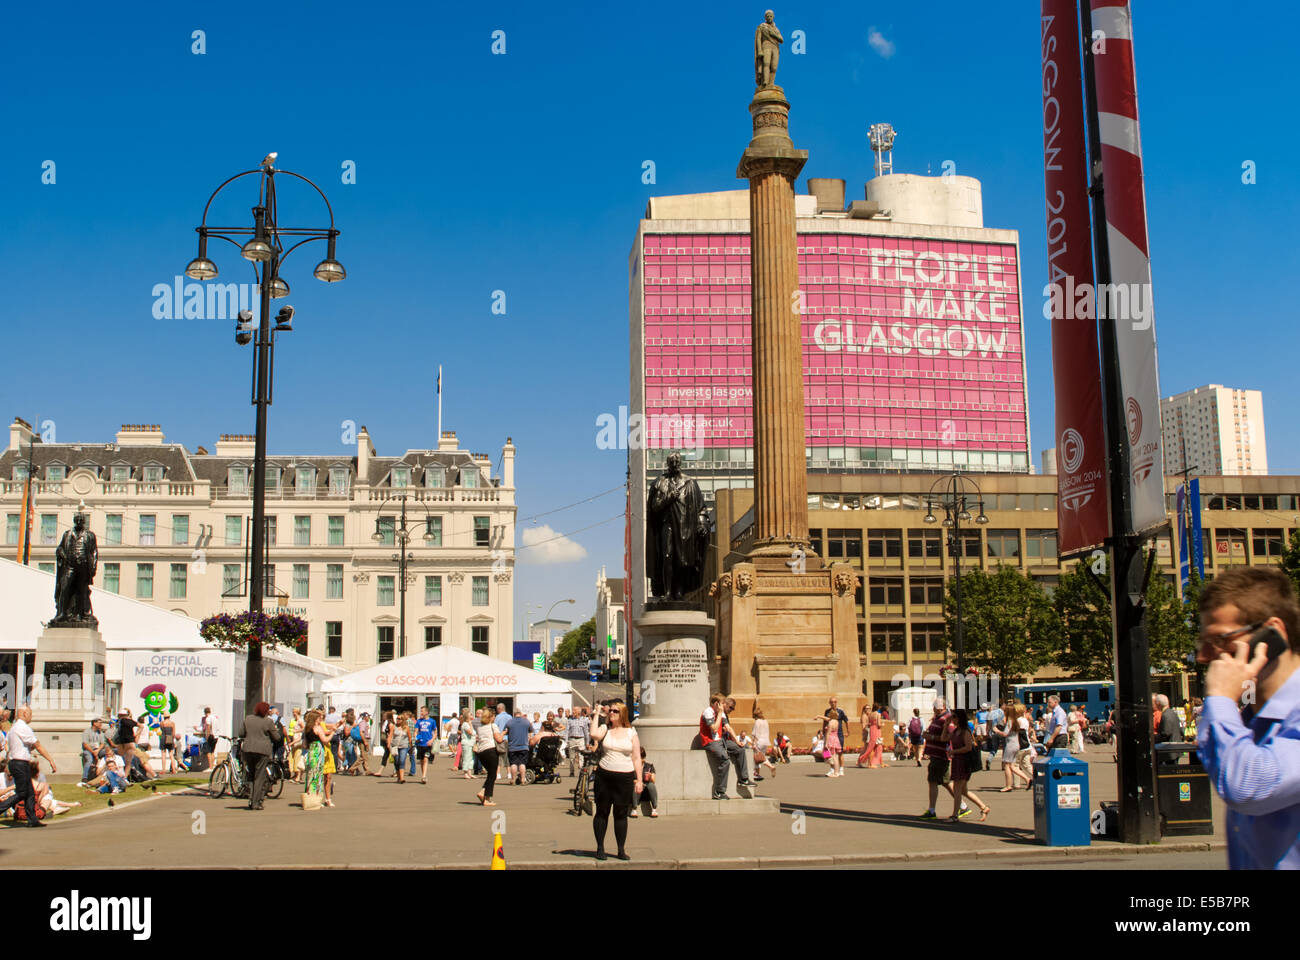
[30,625,106,776]
[634,607,780,816]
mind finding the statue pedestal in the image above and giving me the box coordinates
[30,625,106,777]
[634,608,779,816]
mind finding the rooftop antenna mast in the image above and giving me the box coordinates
[868,122,896,177]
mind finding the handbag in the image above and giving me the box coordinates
[1017,727,1029,750]
[302,789,323,811]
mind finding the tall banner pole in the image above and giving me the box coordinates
[1041,0,1109,556]
[1081,0,1161,844]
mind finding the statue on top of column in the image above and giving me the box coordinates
[646,454,711,603]
[754,10,783,88]
[52,503,98,627]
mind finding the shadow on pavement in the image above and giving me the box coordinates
[780,802,1037,844]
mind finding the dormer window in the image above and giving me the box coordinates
[228,466,249,496]
[391,466,411,489]
[461,467,479,489]
[12,464,28,483]
[329,467,350,495]
[265,465,280,492]
[425,466,445,488]
[296,466,316,492]
[110,465,130,483]
[46,464,66,483]
[142,465,163,484]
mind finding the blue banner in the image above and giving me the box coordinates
[1177,484,1189,592]
[512,641,541,661]
[1190,477,1205,581]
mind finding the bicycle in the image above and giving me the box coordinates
[570,749,598,817]
[208,737,285,801]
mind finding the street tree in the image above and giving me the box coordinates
[943,564,1054,685]
[553,616,596,668]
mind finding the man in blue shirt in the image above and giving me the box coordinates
[505,710,533,785]
[1043,695,1069,750]
[1196,566,1300,869]
[413,705,437,784]
[493,702,512,782]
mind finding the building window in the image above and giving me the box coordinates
[425,466,445,488]
[866,529,901,561]
[377,626,395,662]
[425,575,442,605]
[137,563,154,599]
[471,626,490,656]
[294,515,311,546]
[138,515,155,546]
[461,467,478,489]
[870,624,907,662]
[377,575,395,606]
[809,528,823,557]
[1214,528,1248,563]
[103,563,120,594]
[1253,528,1284,558]
[110,465,130,483]
[472,576,489,606]
[1024,529,1058,561]
[265,516,277,546]
[911,623,946,660]
[40,514,57,545]
[169,563,187,600]
[986,529,1020,560]
[106,514,123,545]
[46,464,66,483]
[142,465,163,485]
[225,516,242,546]
[265,466,280,492]
[5,514,19,545]
[329,468,350,496]
[377,517,395,546]
[947,531,981,562]
[826,528,864,560]
[907,530,942,561]
[326,622,343,658]
[425,516,443,547]
[425,626,442,649]
[474,516,491,548]
[328,516,344,545]
[909,576,944,606]
[222,564,241,597]
[293,564,310,599]
[391,466,410,488]
[296,466,315,492]
[868,577,904,607]
[38,562,54,575]
[172,515,189,546]
[326,564,343,599]
[263,563,277,596]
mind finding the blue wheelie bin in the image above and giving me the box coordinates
[1033,748,1091,846]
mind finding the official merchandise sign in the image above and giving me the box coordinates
[122,649,228,739]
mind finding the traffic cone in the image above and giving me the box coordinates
[490,833,506,870]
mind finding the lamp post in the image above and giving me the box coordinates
[544,598,575,669]
[371,494,437,659]
[184,155,344,712]
[924,473,989,677]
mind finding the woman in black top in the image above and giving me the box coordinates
[113,710,138,766]
[158,714,177,774]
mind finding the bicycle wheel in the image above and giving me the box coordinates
[265,764,285,800]
[572,769,587,815]
[208,763,229,799]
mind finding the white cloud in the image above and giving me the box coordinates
[867,27,895,59]
[519,524,589,565]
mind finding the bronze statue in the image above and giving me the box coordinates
[646,453,711,602]
[754,9,782,88]
[52,505,97,627]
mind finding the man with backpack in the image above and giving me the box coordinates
[907,709,925,766]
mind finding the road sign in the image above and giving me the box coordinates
[531,653,545,672]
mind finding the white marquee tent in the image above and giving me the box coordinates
[321,644,574,720]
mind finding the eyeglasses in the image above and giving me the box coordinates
[1200,622,1263,648]
[609,709,621,715]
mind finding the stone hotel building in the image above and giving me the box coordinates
[1,418,515,674]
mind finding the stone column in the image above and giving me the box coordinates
[738,85,809,555]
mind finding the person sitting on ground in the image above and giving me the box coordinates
[773,731,791,763]
[82,755,130,794]
[810,731,825,760]
[632,746,658,818]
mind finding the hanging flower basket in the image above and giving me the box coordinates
[199,611,308,653]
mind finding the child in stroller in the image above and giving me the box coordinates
[525,727,564,784]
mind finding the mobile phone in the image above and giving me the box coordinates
[1248,625,1289,664]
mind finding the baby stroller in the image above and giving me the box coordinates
[525,737,563,785]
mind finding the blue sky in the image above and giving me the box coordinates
[3,1,1297,638]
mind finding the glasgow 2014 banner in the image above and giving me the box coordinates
[1041,0,1109,554]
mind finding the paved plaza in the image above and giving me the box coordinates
[5,745,1225,869]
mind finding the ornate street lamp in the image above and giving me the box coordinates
[924,472,989,676]
[183,154,344,711]
[371,494,438,659]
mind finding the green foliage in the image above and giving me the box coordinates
[1148,568,1200,674]
[1051,560,1114,679]
[943,564,1054,685]
[1281,529,1300,601]
[553,616,596,668]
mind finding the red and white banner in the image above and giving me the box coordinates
[1041,0,1109,555]
[1091,0,1165,534]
